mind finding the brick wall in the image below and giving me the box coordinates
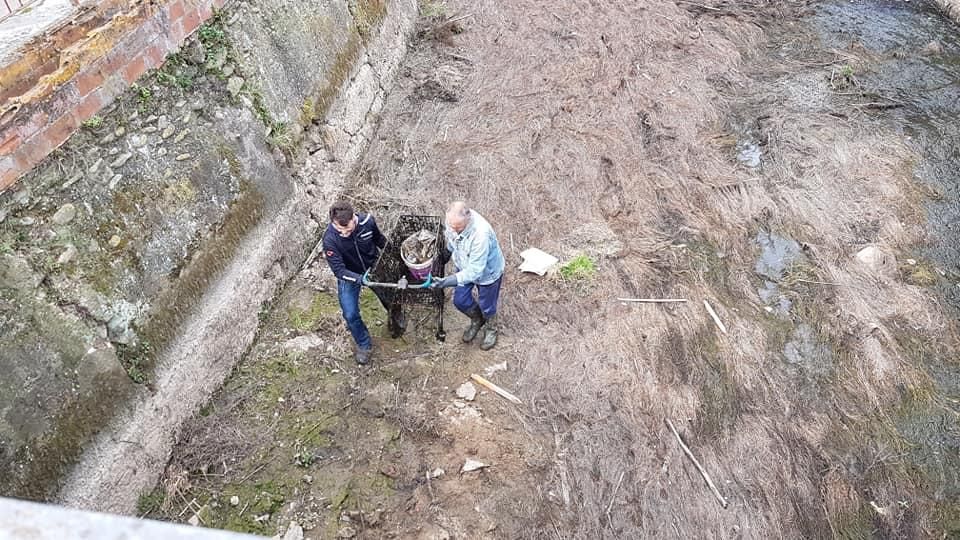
[0,0,226,191]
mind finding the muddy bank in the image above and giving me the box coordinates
[152,0,960,538]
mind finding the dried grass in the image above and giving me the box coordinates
[322,0,957,536]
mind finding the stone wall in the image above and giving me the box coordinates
[0,0,417,508]
[0,0,230,191]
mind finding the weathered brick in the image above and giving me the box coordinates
[166,19,186,49]
[72,90,104,124]
[42,112,79,152]
[1,159,18,192]
[166,0,185,21]
[74,67,106,97]
[122,55,148,85]
[144,43,166,70]
[182,8,202,36]
[8,108,49,143]
[197,1,213,21]
[0,131,20,156]
[37,82,80,121]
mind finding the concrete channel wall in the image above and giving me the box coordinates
[0,0,417,513]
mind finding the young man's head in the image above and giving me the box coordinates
[329,201,357,237]
[445,201,471,233]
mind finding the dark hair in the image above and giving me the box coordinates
[329,201,354,226]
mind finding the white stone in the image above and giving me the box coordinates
[462,459,488,472]
[56,244,78,265]
[51,203,77,225]
[282,334,324,353]
[855,246,897,277]
[428,468,444,479]
[230,495,240,506]
[455,381,476,401]
[283,522,304,540]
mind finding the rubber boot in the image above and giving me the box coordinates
[356,347,372,365]
[462,306,485,343]
[480,314,498,350]
[388,304,406,339]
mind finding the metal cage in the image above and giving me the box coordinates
[369,214,447,341]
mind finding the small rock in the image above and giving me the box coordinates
[142,126,159,134]
[114,126,125,137]
[227,76,245,97]
[100,133,116,144]
[906,258,917,266]
[57,245,77,265]
[456,381,477,401]
[157,115,171,130]
[110,152,132,169]
[88,239,100,253]
[302,474,313,484]
[128,110,139,121]
[130,134,148,147]
[222,64,235,77]
[88,158,104,173]
[283,522,304,540]
[108,147,120,156]
[188,514,200,527]
[18,217,35,226]
[51,203,77,225]
[175,100,186,108]
[462,459,488,473]
[156,148,168,157]
[144,115,159,124]
[688,30,700,40]
[13,189,29,205]
[230,495,240,506]
[190,99,205,111]
[108,235,122,248]
[61,175,81,190]
[484,361,507,376]
[429,468,444,479]
[175,153,192,161]
[162,126,176,139]
[855,246,897,277]
[109,174,123,190]
[184,39,206,65]
[337,526,357,539]
[0,209,6,223]
[921,40,943,56]
[180,112,193,124]
[174,129,190,143]
[452,400,466,409]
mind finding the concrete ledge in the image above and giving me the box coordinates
[0,496,266,539]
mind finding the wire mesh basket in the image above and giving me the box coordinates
[369,214,447,340]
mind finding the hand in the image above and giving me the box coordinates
[431,275,458,289]
[361,270,371,285]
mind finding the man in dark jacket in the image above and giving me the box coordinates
[322,201,403,365]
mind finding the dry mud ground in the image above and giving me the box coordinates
[149,1,960,538]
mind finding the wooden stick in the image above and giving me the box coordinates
[666,419,728,509]
[605,471,625,520]
[617,298,688,303]
[470,374,523,405]
[703,299,727,334]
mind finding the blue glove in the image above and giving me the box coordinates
[361,270,371,285]
[431,275,458,289]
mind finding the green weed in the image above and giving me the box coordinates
[559,254,596,280]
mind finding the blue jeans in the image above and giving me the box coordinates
[453,274,503,318]
[337,280,392,350]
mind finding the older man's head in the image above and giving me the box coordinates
[445,201,471,233]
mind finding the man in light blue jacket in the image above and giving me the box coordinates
[431,201,505,350]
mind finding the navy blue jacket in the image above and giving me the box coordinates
[322,213,387,283]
